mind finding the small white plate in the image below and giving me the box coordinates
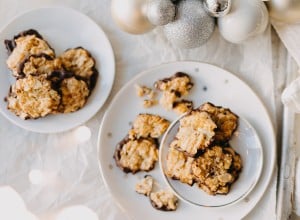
[160,115,263,207]
[98,61,276,220]
[0,7,115,133]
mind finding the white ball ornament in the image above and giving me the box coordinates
[218,0,269,44]
[147,0,176,26]
[111,0,154,34]
[164,0,215,49]
[268,0,300,23]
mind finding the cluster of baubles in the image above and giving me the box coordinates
[111,0,300,113]
[111,0,271,48]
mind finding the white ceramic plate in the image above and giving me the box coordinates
[160,115,263,207]
[0,7,115,133]
[98,62,276,220]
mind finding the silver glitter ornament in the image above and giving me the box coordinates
[164,0,215,49]
[147,0,176,26]
[203,0,231,17]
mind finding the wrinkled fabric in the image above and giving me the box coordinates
[0,0,277,219]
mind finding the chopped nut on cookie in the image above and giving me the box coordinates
[191,145,242,195]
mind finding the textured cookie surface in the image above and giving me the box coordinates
[135,175,154,196]
[150,190,178,211]
[6,75,60,119]
[114,137,158,174]
[60,47,96,79]
[6,34,55,76]
[199,102,239,143]
[171,110,217,156]
[129,114,170,139]
[166,147,194,185]
[191,145,242,195]
[154,72,193,96]
[59,77,90,113]
[173,100,193,115]
[19,54,62,77]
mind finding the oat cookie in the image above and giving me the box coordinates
[155,72,193,111]
[166,147,194,185]
[59,77,90,113]
[18,54,62,77]
[129,113,170,139]
[150,190,178,211]
[5,30,55,77]
[173,100,193,115]
[6,75,60,119]
[191,145,242,195]
[135,175,154,196]
[172,110,217,157]
[199,102,239,143]
[113,137,158,174]
[60,47,98,90]
[154,72,193,96]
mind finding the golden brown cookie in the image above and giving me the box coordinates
[59,47,98,90]
[59,77,90,113]
[6,75,60,119]
[149,190,178,211]
[199,102,239,143]
[128,113,170,139]
[191,145,242,195]
[165,147,194,185]
[113,137,158,174]
[171,110,217,157]
[5,29,55,77]
[135,175,154,196]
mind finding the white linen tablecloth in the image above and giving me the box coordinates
[0,0,279,219]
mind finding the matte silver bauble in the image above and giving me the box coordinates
[147,0,176,26]
[268,0,300,23]
[164,0,215,49]
[203,0,231,17]
[111,0,154,34]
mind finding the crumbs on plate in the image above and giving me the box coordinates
[4,29,98,119]
[114,72,243,211]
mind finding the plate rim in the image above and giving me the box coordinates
[97,61,276,219]
[0,6,115,133]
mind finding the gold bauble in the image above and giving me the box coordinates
[267,0,300,23]
[111,0,154,34]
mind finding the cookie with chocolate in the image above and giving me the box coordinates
[149,190,178,211]
[59,47,98,90]
[166,147,194,185]
[128,113,170,139]
[171,110,217,157]
[199,102,239,144]
[6,75,60,119]
[192,145,242,195]
[5,29,55,77]
[59,76,90,113]
[18,54,62,78]
[113,137,158,174]
[135,175,154,196]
